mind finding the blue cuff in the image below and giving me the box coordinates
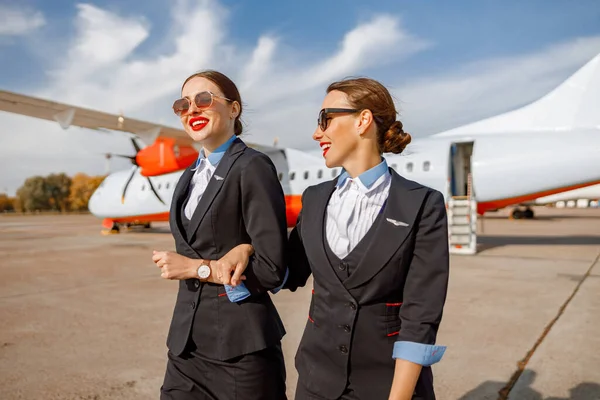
[225,283,251,302]
[270,268,289,294]
[392,341,446,366]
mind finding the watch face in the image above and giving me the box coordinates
[198,265,211,279]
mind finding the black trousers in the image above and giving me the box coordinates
[295,372,435,400]
[295,382,359,400]
[161,343,287,400]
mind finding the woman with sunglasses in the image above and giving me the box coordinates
[153,70,288,400]
[284,78,450,400]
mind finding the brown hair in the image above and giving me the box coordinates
[326,77,411,154]
[182,70,243,136]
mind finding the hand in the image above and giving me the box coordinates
[152,250,196,280]
[215,244,254,286]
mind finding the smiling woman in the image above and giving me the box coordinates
[153,70,289,400]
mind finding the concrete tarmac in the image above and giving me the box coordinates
[0,207,599,399]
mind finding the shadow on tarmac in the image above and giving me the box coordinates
[456,369,600,400]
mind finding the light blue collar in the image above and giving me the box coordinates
[194,135,236,168]
[337,159,389,189]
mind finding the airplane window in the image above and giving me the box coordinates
[290,172,295,181]
[141,184,146,191]
[166,183,170,189]
[391,163,397,170]
[158,183,162,190]
[278,172,283,181]
[317,170,323,179]
[331,169,338,178]
[304,171,309,180]
[423,161,431,172]
[406,162,413,173]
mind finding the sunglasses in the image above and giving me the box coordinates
[318,108,359,131]
[172,91,233,116]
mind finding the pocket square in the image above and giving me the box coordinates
[214,175,224,181]
[386,218,409,227]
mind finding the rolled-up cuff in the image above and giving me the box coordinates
[225,283,251,302]
[392,341,446,366]
[270,268,289,294]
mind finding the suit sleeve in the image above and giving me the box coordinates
[239,153,288,294]
[283,191,312,291]
[393,190,449,366]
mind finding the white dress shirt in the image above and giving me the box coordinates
[325,160,391,259]
[184,158,217,220]
[183,135,236,220]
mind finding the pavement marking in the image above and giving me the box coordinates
[498,250,600,400]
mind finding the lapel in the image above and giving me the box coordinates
[303,180,354,292]
[170,166,196,253]
[343,170,427,290]
[185,138,246,240]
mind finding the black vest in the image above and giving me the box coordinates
[324,205,386,282]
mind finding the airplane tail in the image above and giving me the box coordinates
[435,52,600,136]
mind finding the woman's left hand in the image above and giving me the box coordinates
[152,250,196,280]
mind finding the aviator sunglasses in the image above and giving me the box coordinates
[318,108,359,131]
[172,91,233,116]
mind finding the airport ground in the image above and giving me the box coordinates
[1,207,599,400]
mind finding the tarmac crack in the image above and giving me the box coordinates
[497,250,600,400]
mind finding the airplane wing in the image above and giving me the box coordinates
[0,89,288,155]
[0,89,193,146]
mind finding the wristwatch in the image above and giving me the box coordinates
[197,260,211,281]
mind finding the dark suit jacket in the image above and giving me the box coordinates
[166,137,288,360]
[287,169,449,400]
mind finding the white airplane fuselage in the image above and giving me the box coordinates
[88,128,600,226]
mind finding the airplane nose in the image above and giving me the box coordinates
[88,187,102,217]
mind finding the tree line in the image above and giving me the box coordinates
[0,173,106,213]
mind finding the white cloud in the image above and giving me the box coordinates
[2,0,599,196]
[1,1,419,194]
[396,36,600,136]
[0,5,45,36]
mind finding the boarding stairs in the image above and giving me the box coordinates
[448,174,477,255]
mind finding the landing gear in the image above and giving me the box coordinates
[511,207,535,219]
[126,222,151,230]
[101,222,120,235]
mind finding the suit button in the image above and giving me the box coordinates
[339,345,348,354]
[338,263,347,271]
[349,302,357,310]
[194,280,200,288]
[343,325,351,333]
[191,302,196,309]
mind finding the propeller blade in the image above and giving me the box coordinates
[146,176,166,205]
[121,167,137,204]
[107,153,136,162]
[130,137,142,153]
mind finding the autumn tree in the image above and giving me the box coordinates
[46,173,72,212]
[69,173,106,211]
[16,176,50,212]
[0,193,14,212]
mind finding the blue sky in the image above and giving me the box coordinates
[1,0,599,194]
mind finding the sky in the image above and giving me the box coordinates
[1,0,599,195]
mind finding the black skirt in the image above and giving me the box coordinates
[161,342,287,400]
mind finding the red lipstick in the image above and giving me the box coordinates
[188,117,209,132]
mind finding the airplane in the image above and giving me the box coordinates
[534,184,600,208]
[1,52,599,254]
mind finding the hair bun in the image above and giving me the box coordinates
[382,121,411,154]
